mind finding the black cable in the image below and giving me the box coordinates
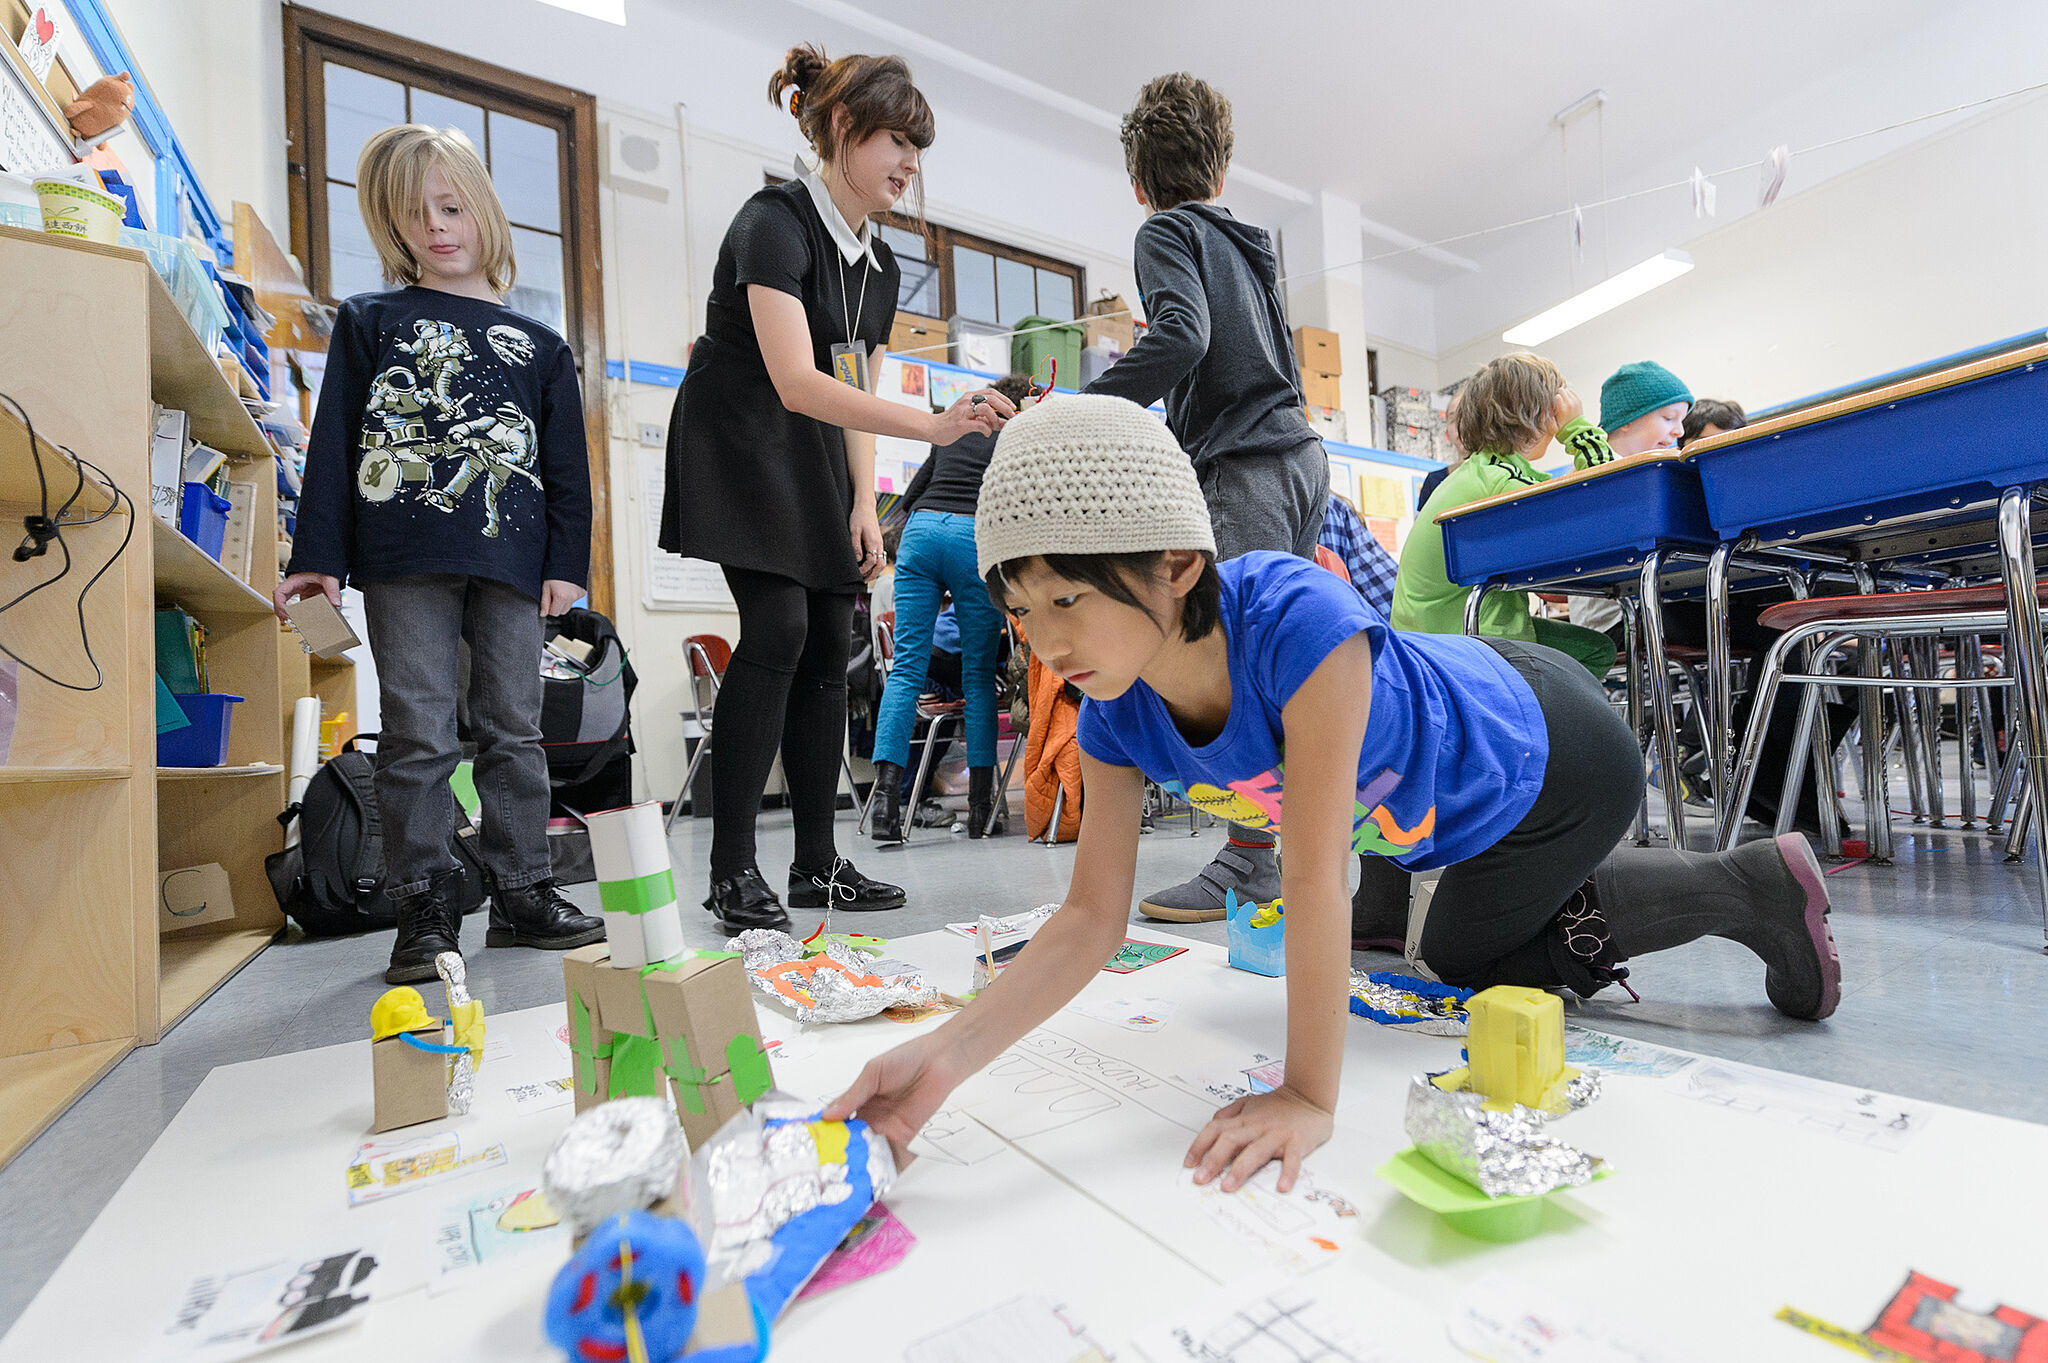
[0,390,135,692]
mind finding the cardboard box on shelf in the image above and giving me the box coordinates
[888,310,943,360]
[158,862,236,933]
[1084,293,1136,353]
[1305,406,1346,442]
[562,944,773,1149]
[1300,370,1341,411]
[372,1025,451,1133]
[1294,326,1341,375]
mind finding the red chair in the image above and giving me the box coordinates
[665,634,731,832]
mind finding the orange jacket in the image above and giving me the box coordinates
[1024,651,1083,842]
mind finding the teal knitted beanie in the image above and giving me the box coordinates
[1600,361,1693,432]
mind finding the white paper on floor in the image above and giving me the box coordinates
[903,1293,1107,1363]
[1067,995,1178,1031]
[148,1234,385,1362]
[1449,1274,1678,1363]
[910,1107,1010,1166]
[345,1130,508,1207]
[504,1078,575,1114]
[943,903,1059,943]
[1672,1059,1932,1152]
[1128,1270,1418,1362]
[1174,1164,1360,1274]
[427,1183,568,1295]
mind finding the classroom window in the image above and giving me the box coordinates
[285,6,617,616]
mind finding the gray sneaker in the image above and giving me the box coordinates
[1138,843,1280,922]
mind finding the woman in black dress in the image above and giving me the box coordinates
[661,44,1014,933]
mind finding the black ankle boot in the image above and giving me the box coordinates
[788,857,905,911]
[870,762,906,842]
[386,869,464,984]
[704,868,790,935]
[967,765,1003,838]
[487,878,606,950]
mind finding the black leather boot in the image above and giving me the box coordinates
[788,857,905,911]
[870,762,906,842]
[967,765,1003,838]
[704,868,791,935]
[385,869,463,984]
[487,878,606,950]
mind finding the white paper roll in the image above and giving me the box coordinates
[285,696,323,847]
[586,800,683,969]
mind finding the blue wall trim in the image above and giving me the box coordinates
[605,358,686,387]
[67,0,228,256]
[1324,440,1446,473]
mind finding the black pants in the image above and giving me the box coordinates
[1356,639,1643,989]
[709,566,855,882]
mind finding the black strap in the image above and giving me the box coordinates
[330,757,385,900]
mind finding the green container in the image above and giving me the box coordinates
[1375,1146,1606,1242]
[1011,315,1084,390]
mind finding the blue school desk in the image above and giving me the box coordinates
[1683,339,2048,906]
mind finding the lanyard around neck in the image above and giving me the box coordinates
[838,249,872,349]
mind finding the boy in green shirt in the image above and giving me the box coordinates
[1391,352,1619,679]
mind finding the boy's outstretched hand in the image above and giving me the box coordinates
[821,1030,966,1172]
[1184,1084,1334,1194]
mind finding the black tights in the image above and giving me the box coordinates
[709,566,855,882]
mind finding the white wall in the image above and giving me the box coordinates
[1435,90,2048,423]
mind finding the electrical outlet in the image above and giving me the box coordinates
[637,423,665,448]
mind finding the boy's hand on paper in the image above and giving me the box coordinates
[273,571,341,625]
[822,1031,965,1170]
[540,580,583,617]
[1185,1085,1333,1195]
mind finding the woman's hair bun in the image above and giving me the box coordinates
[769,43,829,111]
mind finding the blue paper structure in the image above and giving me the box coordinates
[1225,889,1286,977]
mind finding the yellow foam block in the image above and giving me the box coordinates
[1464,985,1579,1113]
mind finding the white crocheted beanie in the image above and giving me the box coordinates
[974,394,1217,577]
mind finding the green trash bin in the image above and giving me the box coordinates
[1011,315,1084,390]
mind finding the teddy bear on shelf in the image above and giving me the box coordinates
[65,72,134,142]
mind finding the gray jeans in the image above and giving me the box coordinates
[361,574,551,898]
[1199,438,1331,561]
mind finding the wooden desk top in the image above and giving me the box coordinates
[1433,450,1688,524]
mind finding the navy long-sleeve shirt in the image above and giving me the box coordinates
[288,287,592,600]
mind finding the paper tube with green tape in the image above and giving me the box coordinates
[586,800,685,968]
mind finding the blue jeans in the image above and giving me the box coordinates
[874,512,1003,769]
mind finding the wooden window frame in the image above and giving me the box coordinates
[282,7,614,616]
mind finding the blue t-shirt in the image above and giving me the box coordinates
[1076,553,1550,871]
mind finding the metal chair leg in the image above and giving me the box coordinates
[1637,552,1686,847]
[1917,637,1946,827]
[1620,598,1652,847]
[904,711,959,839]
[1042,782,1065,846]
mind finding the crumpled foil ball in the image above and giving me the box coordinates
[541,1096,687,1236]
[1404,1074,1604,1199]
[734,929,937,1023]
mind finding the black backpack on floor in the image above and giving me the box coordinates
[265,735,488,937]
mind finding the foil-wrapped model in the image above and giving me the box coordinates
[1404,1075,1604,1199]
[695,1092,897,1317]
[1348,970,1473,1036]
[733,929,937,1023]
[542,1096,688,1237]
[435,951,481,1116]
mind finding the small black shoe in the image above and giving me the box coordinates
[787,857,905,912]
[704,868,791,935]
[386,870,463,984]
[870,762,907,842]
[967,765,1004,839]
[486,878,606,949]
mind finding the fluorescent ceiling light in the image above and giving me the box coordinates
[1502,249,1694,345]
[536,0,624,22]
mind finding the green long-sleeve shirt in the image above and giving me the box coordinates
[1390,416,1613,639]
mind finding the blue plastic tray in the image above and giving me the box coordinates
[1439,455,1716,588]
[178,482,230,561]
[1689,350,2048,542]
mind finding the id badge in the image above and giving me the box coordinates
[830,342,869,391]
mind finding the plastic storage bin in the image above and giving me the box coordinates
[1011,315,1083,389]
[120,227,229,354]
[1438,454,1716,589]
[179,481,231,561]
[158,694,244,767]
[947,315,1009,375]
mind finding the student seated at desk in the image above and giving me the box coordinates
[1680,397,1747,448]
[828,396,1841,1198]
[1390,352,1619,679]
[1572,361,1694,646]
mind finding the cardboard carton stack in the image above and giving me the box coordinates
[1295,326,1343,438]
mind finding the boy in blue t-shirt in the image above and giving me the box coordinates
[829,395,1839,1194]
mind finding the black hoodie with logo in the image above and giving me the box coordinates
[1082,201,1319,469]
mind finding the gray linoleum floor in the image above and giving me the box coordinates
[4,774,2046,1331]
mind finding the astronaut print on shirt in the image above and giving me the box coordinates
[355,318,543,540]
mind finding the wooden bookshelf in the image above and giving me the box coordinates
[0,222,303,1168]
